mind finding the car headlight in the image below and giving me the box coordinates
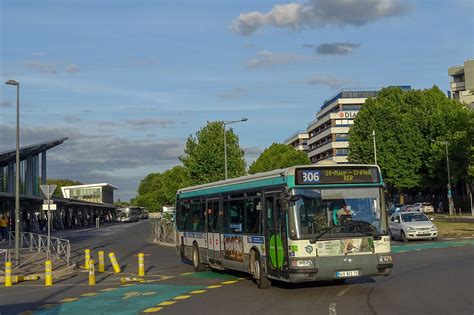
[406,226,416,231]
[378,255,392,263]
[290,259,314,268]
[430,225,437,231]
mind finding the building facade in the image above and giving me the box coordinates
[61,183,117,204]
[287,86,410,164]
[284,131,309,152]
[448,59,474,109]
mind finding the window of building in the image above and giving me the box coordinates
[336,148,350,156]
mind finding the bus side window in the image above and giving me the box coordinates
[226,199,243,233]
[244,198,261,234]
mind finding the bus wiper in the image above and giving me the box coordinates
[309,226,339,244]
[342,220,382,240]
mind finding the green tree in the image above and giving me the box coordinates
[180,121,246,184]
[131,166,191,211]
[46,178,82,197]
[249,143,311,174]
[349,86,473,195]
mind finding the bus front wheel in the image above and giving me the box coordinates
[192,243,205,272]
[253,252,271,289]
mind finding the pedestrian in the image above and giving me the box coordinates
[438,201,443,213]
[0,213,9,241]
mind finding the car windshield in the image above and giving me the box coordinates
[289,187,386,240]
[401,213,429,222]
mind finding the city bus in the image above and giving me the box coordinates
[175,164,392,288]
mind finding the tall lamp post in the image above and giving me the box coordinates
[223,118,248,180]
[372,130,377,165]
[433,140,453,215]
[5,79,20,264]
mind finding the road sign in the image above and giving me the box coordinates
[40,185,57,199]
[42,204,57,211]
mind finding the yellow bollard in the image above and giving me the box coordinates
[88,259,96,286]
[108,252,121,273]
[98,251,105,273]
[84,249,91,269]
[45,260,53,286]
[4,261,12,287]
[138,253,145,277]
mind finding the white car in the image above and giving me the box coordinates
[389,212,438,242]
[411,202,435,213]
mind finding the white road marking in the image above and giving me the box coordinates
[329,303,337,315]
[336,285,355,297]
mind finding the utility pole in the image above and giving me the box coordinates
[372,130,377,165]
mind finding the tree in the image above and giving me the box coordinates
[46,178,82,197]
[131,166,191,211]
[349,86,473,196]
[180,121,246,184]
[249,143,311,174]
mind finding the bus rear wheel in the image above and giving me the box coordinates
[192,243,205,272]
[253,252,271,289]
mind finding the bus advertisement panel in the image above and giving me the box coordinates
[175,164,392,288]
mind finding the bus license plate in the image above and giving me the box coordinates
[336,270,359,278]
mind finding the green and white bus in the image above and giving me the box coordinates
[175,164,392,288]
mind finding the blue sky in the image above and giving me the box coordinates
[1,0,473,201]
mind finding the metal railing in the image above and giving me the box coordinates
[9,232,71,265]
[0,249,10,266]
[152,218,176,246]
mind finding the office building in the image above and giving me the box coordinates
[448,59,474,109]
[61,183,118,204]
[284,131,309,152]
[287,86,410,164]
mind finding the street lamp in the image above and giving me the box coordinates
[223,118,248,180]
[432,140,453,215]
[5,79,20,264]
[372,130,377,165]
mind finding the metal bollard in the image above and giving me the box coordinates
[108,252,121,273]
[138,253,145,276]
[89,259,96,285]
[45,260,53,286]
[98,251,105,273]
[4,261,12,287]
[84,249,91,269]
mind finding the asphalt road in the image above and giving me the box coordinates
[0,221,473,315]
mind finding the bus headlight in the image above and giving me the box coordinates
[290,259,314,269]
[378,255,392,263]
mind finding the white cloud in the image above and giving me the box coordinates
[24,60,57,74]
[246,50,305,68]
[65,64,80,73]
[305,75,345,88]
[125,119,175,127]
[232,0,409,35]
[217,88,247,99]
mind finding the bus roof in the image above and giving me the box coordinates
[177,164,382,199]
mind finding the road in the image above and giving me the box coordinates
[0,221,473,315]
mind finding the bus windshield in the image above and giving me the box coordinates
[290,187,387,240]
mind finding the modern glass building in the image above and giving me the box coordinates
[61,183,118,204]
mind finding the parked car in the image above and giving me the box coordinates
[388,204,403,215]
[389,211,438,242]
[411,202,435,213]
[401,204,413,211]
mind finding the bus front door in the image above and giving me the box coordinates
[264,192,288,279]
[206,198,222,264]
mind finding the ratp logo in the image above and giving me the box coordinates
[305,245,313,254]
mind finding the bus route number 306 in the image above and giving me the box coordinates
[302,170,320,183]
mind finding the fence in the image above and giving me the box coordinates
[9,232,71,266]
[152,218,176,246]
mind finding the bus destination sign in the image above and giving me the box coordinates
[295,166,380,185]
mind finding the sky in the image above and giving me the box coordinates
[1,0,473,201]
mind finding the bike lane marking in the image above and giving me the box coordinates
[391,239,474,253]
[34,284,204,315]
